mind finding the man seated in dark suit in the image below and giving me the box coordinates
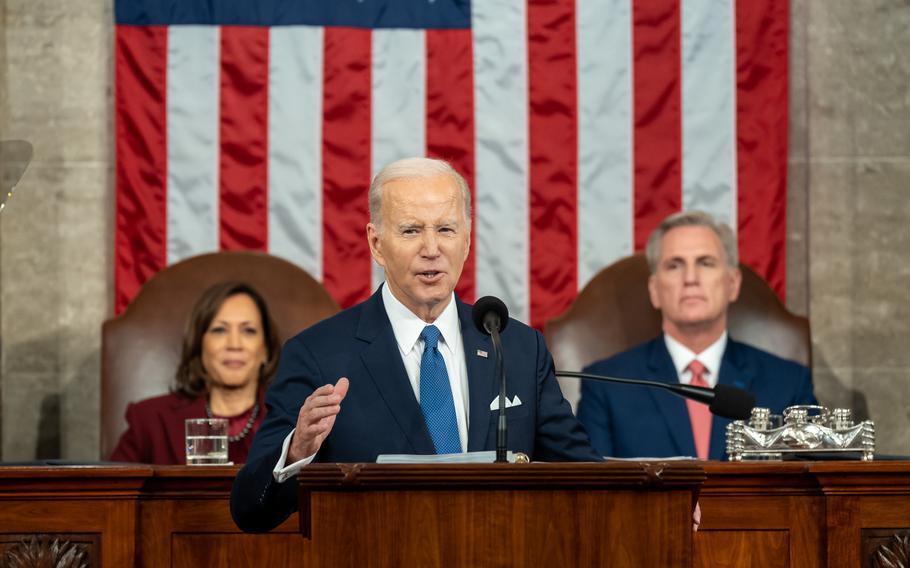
[577,210,817,460]
[231,157,600,533]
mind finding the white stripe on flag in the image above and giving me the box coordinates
[268,26,324,280]
[370,29,427,293]
[681,0,738,230]
[166,26,220,264]
[576,0,634,290]
[473,0,530,323]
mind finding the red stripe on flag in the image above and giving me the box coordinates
[527,0,578,329]
[219,26,270,252]
[426,29,477,304]
[632,0,682,250]
[114,25,169,315]
[322,28,372,308]
[736,0,788,298]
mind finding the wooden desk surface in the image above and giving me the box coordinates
[1,461,909,567]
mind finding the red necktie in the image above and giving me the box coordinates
[686,360,712,460]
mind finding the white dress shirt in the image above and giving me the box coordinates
[272,285,470,482]
[663,332,727,388]
[381,284,470,450]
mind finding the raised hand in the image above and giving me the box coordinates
[288,378,350,462]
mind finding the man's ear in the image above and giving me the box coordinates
[367,223,384,267]
[728,266,742,302]
[647,274,661,310]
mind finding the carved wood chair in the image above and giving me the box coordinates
[100,251,339,459]
[544,253,810,408]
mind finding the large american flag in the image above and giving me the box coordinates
[114,0,788,329]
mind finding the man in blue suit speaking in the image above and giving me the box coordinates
[577,211,816,461]
[231,158,599,533]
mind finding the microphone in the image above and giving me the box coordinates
[557,370,755,420]
[472,296,509,463]
[472,295,509,335]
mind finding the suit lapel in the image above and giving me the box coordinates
[356,289,436,454]
[709,337,756,459]
[458,300,496,451]
[645,337,697,457]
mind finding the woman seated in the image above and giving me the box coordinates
[110,281,280,465]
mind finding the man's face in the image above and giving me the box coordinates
[648,225,742,336]
[367,174,470,322]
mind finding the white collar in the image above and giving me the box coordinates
[381,284,459,354]
[663,331,728,386]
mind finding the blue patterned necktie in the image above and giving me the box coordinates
[419,325,461,454]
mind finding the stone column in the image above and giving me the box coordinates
[0,0,112,461]
[804,0,910,454]
[0,0,7,459]
[787,0,811,317]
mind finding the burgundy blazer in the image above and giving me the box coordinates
[109,392,265,465]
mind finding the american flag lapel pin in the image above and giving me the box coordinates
[476,349,488,358]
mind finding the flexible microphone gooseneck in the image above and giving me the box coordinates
[472,296,510,463]
[556,370,755,420]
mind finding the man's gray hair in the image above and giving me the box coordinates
[368,157,472,232]
[645,210,738,273]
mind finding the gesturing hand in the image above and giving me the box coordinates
[288,378,350,463]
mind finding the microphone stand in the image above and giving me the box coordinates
[472,296,511,463]
[557,370,714,405]
[489,323,507,463]
[556,370,755,420]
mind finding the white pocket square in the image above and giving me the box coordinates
[489,395,522,411]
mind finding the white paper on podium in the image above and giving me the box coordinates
[605,455,697,461]
[376,450,519,464]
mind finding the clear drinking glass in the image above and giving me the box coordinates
[185,418,229,465]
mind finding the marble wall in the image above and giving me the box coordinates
[1,0,909,459]
[802,0,910,455]
[0,0,6,452]
[0,0,112,460]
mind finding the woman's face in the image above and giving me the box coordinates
[201,293,267,390]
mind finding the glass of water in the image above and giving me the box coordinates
[185,418,229,465]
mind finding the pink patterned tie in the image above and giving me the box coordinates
[686,360,712,460]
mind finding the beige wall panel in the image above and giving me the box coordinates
[0,0,111,460]
[805,0,910,453]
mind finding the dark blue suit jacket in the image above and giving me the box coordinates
[232,288,599,532]
[577,336,816,460]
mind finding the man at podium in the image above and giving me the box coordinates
[232,157,600,533]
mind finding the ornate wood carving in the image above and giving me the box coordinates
[0,535,92,568]
[868,531,910,568]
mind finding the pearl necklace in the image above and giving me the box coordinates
[205,400,260,443]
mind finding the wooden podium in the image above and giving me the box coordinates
[296,461,704,567]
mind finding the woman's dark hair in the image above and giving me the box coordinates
[174,281,281,398]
